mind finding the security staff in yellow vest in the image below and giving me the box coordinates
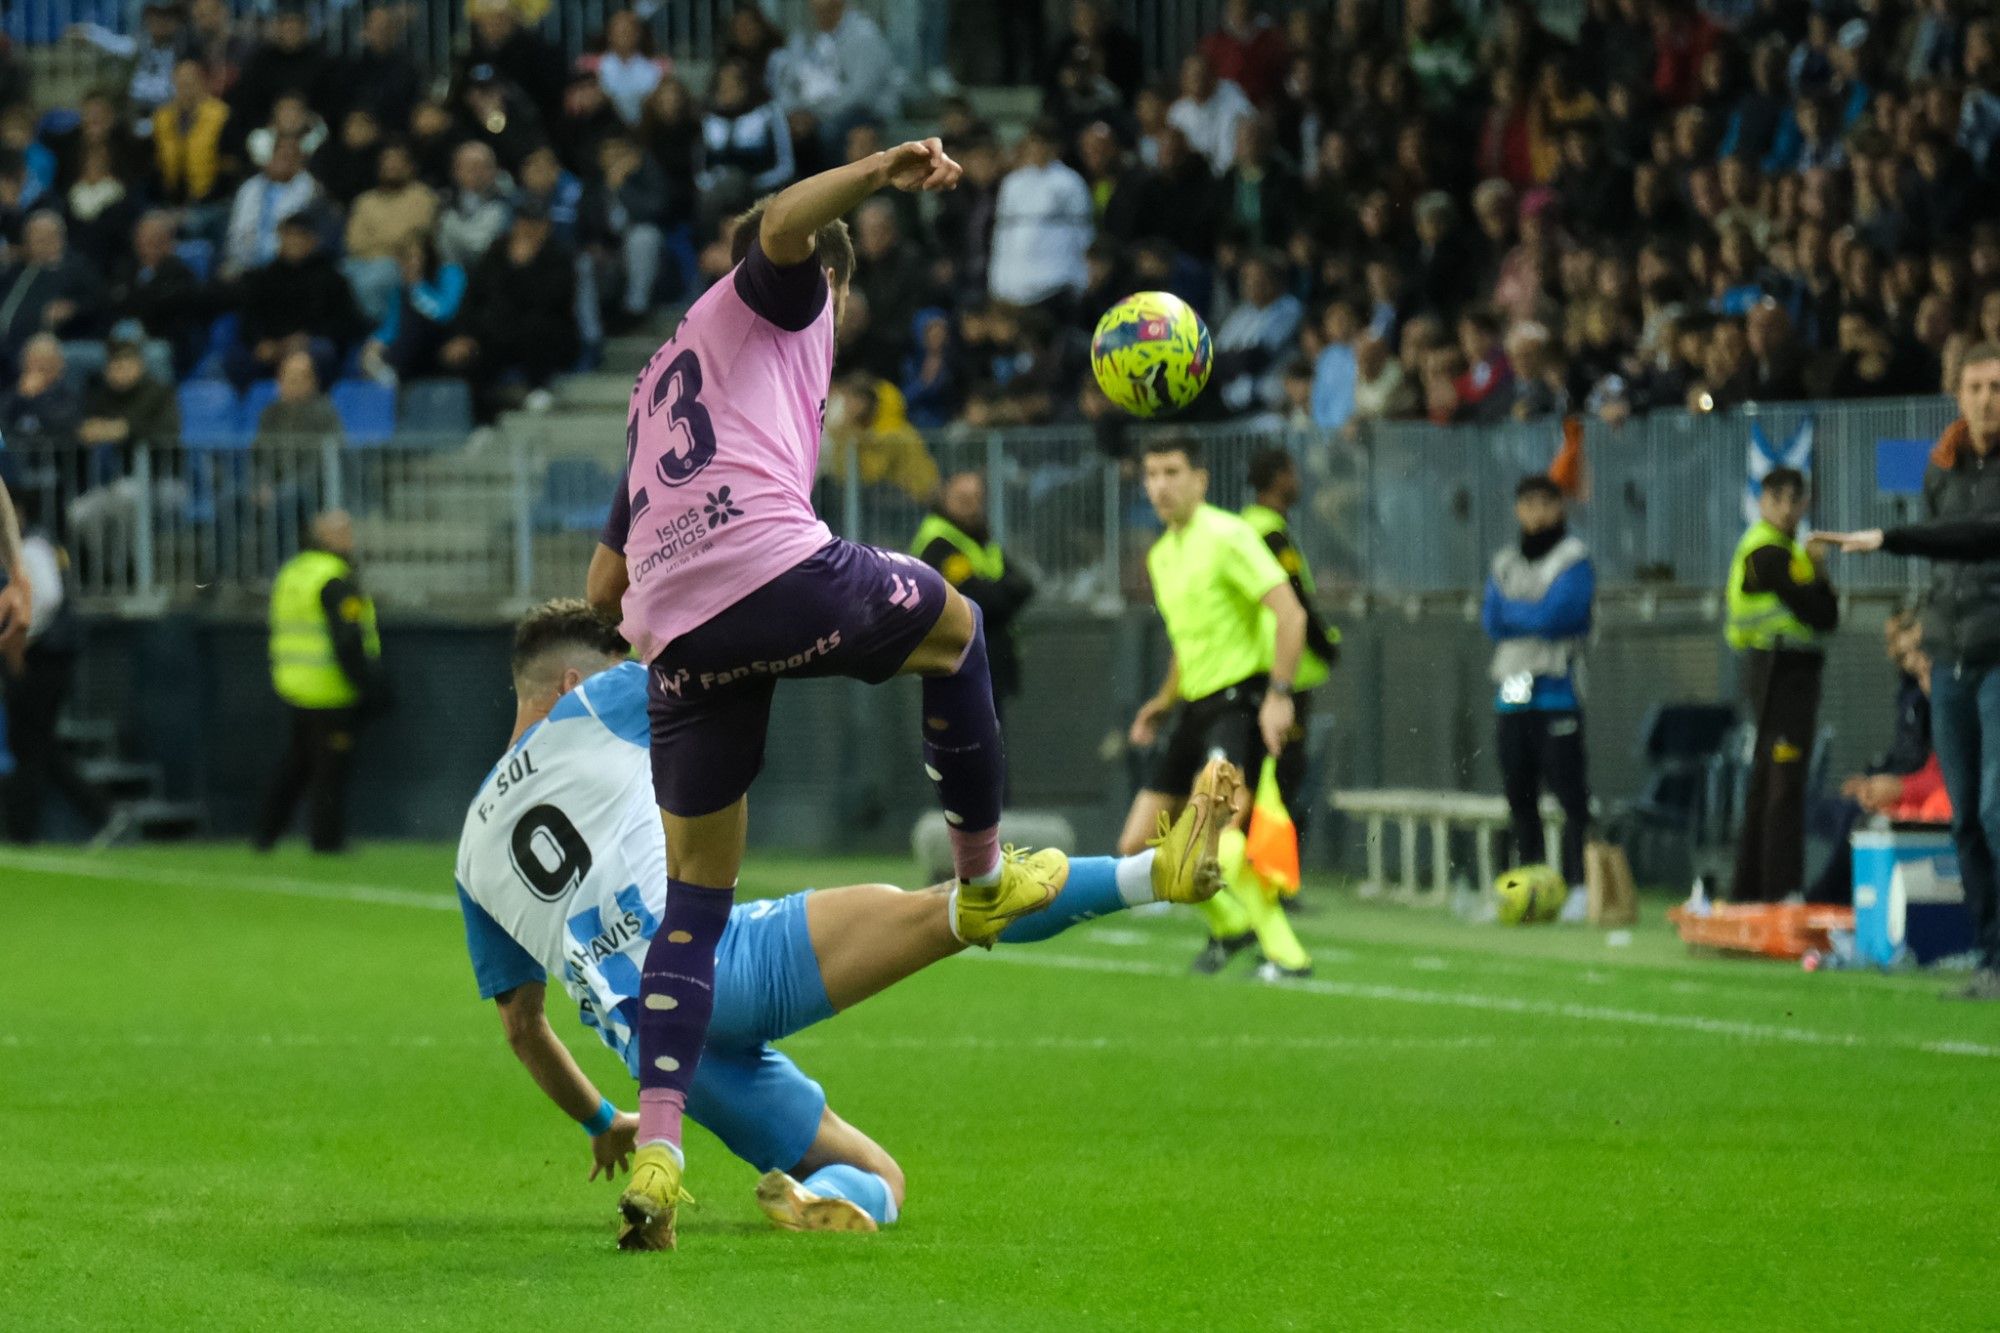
[1241,448,1338,838]
[255,510,383,854]
[1725,467,1839,902]
[912,471,1035,720]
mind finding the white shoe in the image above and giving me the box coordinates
[1685,877,1714,918]
[1559,886,1590,923]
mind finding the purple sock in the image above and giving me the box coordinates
[921,605,1006,880]
[635,877,734,1146]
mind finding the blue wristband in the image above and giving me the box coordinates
[581,1098,618,1137]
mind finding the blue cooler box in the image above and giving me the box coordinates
[1851,828,1974,966]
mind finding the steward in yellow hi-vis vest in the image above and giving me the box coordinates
[912,471,1034,715]
[256,511,384,855]
[1241,447,1340,844]
[1726,468,1838,904]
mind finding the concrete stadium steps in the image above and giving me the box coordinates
[528,533,603,600]
[349,514,515,607]
[554,368,643,415]
[54,717,209,845]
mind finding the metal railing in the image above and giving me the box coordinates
[2,394,1959,615]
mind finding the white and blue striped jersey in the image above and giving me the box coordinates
[454,661,664,1074]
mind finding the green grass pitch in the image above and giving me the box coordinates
[3,842,1998,1331]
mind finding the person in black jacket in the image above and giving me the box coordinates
[227,2,333,153]
[110,211,206,375]
[1815,343,2000,996]
[223,213,369,388]
[1797,611,1933,905]
[912,471,1034,722]
[579,136,669,332]
[442,200,580,420]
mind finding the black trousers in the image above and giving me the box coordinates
[1496,708,1591,886]
[1731,647,1824,902]
[254,705,360,853]
[3,647,109,842]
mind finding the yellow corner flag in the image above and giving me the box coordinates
[1243,756,1300,898]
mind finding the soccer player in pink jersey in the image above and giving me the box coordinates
[584,137,1070,1250]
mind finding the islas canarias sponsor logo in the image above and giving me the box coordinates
[631,488,748,584]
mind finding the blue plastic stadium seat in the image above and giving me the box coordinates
[239,380,279,435]
[141,338,174,385]
[535,458,617,533]
[193,313,241,380]
[33,107,81,136]
[178,382,248,449]
[330,380,397,446]
[175,238,215,283]
[61,341,108,395]
[398,379,475,440]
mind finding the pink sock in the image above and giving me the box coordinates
[638,1087,686,1148]
[950,825,1003,883]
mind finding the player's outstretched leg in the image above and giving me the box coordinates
[756,1168,889,1234]
[913,595,1064,943]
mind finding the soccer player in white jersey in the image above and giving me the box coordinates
[584,135,1067,1247]
[457,602,1239,1239]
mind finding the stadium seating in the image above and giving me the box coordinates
[397,380,476,440]
[239,380,279,434]
[176,382,249,450]
[534,457,617,533]
[330,381,398,446]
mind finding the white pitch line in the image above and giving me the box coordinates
[8,851,1997,1061]
[0,849,455,912]
[973,950,2000,1061]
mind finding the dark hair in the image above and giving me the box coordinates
[1959,341,2000,385]
[1515,473,1562,501]
[1762,466,1808,500]
[730,199,855,289]
[511,598,626,681]
[1248,447,1296,492]
[1144,434,1202,468]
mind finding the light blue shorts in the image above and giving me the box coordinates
[684,891,837,1172]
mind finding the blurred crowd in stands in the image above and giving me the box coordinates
[920,0,2000,439]
[1,0,1997,483]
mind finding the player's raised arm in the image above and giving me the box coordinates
[760,137,961,265]
[494,982,638,1181]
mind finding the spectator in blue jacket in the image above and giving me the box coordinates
[359,234,467,386]
[1482,473,1596,916]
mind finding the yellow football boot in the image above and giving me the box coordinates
[754,1171,879,1234]
[617,1144,690,1252]
[1149,758,1244,904]
[953,846,1068,947]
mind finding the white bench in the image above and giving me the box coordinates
[1329,788,1577,904]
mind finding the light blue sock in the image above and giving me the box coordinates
[801,1163,898,1225]
[997,855,1138,944]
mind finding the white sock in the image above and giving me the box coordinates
[636,1138,685,1167]
[945,884,968,943]
[1114,849,1157,906]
